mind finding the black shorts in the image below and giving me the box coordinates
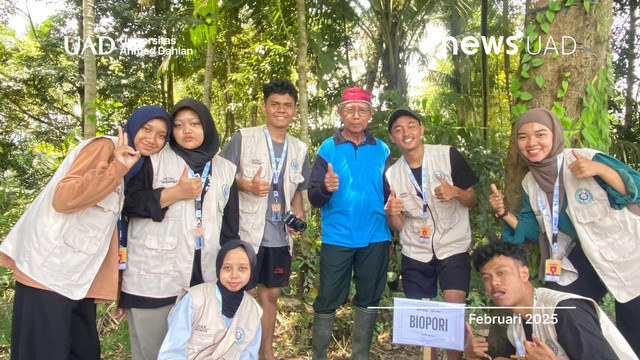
[252,246,292,288]
[401,252,471,299]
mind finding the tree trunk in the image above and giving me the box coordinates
[448,9,472,126]
[296,0,310,146]
[295,0,313,298]
[370,0,408,106]
[224,13,236,139]
[503,0,513,115]
[251,76,259,128]
[203,39,215,110]
[82,0,97,139]
[503,0,614,214]
[481,0,489,138]
[365,32,380,92]
[167,68,174,109]
[624,0,638,131]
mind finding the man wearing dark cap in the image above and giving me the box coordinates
[308,87,391,360]
[385,108,477,360]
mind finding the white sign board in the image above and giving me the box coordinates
[392,297,465,351]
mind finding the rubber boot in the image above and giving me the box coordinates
[351,306,378,360]
[312,311,335,360]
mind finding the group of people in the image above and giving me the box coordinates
[1,78,639,360]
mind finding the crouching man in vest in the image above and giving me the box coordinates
[218,78,310,360]
[465,242,638,360]
[385,108,478,360]
[158,239,262,359]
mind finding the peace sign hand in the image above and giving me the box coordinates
[114,126,141,169]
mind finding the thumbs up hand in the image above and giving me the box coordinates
[568,149,602,179]
[464,323,492,360]
[433,174,458,202]
[178,165,203,200]
[324,163,339,192]
[384,188,404,216]
[489,183,506,216]
[249,166,270,197]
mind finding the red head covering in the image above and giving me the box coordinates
[341,87,372,105]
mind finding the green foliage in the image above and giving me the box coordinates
[610,139,640,169]
[97,304,130,359]
[577,66,614,151]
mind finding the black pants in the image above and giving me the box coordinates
[544,243,640,356]
[11,282,100,360]
[313,241,390,314]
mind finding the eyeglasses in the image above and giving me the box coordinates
[343,105,372,116]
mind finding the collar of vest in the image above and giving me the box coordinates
[332,128,377,146]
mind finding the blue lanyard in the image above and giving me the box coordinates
[536,153,563,253]
[512,297,537,356]
[189,161,211,226]
[402,152,428,219]
[264,127,288,202]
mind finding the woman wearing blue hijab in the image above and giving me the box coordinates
[0,105,170,360]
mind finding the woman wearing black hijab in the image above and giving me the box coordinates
[489,108,640,356]
[158,239,262,359]
[119,98,239,360]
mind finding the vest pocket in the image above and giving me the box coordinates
[43,223,103,281]
[96,189,122,217]
[238,191,260,235]
[289,172,304,185]
[598,232,640,287]
[187,332,223,358]
[573,201,621,242]
[435,201,459,231]
[242,166,266,181]
[141,235,178,276]
[402,196,422,217]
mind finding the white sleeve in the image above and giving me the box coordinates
[157,294,193,360]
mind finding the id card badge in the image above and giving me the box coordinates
[545,259,562,282]
[419,226,431,243]
[272,203,282,221]
[194,227,205,250]
[118,246,127,270]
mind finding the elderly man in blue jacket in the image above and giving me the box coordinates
[308,87,391,360]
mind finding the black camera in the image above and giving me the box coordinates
[282,211,307,232]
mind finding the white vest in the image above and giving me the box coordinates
[1,137,122,300]
[523,148,640,303]
[507,288,638,360]
[122,145,236,298]
[236,126,307,252]
[178,283,262,360]
[385,145,471,262]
